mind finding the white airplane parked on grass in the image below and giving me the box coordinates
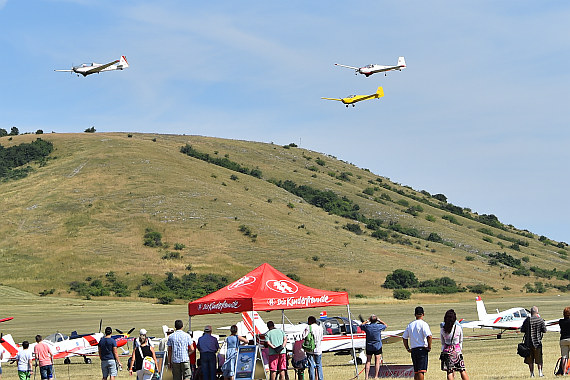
[334,57,406,77]
[460,296,560,338]
[55,56,129,77]
[219,311,403,355]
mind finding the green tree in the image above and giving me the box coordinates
[383,269,419,289]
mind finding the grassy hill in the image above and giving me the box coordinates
[0,132,567,301]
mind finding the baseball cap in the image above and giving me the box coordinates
[139,328,147,335]
[414,306,424,316]
[204,325,212,332]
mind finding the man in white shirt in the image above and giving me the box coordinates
[403,307,432,380]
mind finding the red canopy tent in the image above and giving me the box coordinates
[188,263,349,315]
[188,263,359,376]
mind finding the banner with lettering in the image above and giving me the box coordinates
[189,263,349,315]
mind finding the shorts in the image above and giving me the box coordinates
[0,366,2,375]
[101,359,118,378]
[39,364,53,379]
[171,361,192,380]
[411,347,429,373]
[366,347,383,356]
[18,370,31,380]
[524,345,543,365]
[561,338,570,358]
[269,353,287,371]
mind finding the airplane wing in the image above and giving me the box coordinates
[382,329,404,344]
[0,317,13,323]
[376,65,401,72]
[321,97,343,101]
[54,69,73,72]
[53,346,98,359]
[334,63,360,70]
[84,60,119,75]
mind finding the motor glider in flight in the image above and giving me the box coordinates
[322,86,384,107]
[55,56,129,77]
[335,57,406,77]
[460,296,560,338]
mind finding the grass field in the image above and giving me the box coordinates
[1,286,568,379]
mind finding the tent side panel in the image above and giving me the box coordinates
[188,298,253,316]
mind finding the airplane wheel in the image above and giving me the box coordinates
[346,105,349,108]
[352,104,355,107]
[84,357,92,364]
[64,358,71,365]
[497,334,502,339]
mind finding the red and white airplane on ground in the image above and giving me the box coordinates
[55,56,129,77]
[460,296,560,338]
[334,57,406,77]
[1,330,130,364]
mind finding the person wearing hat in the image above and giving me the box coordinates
[167,320,195,380]
[130,328,158,380]
[403,307,432,380]
[197,325,219,380]
[361,314,388,379]
[99,326,122,380]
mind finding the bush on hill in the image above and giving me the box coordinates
[138,271,228,301]
[180,144,263,179]
[0,138,53,180]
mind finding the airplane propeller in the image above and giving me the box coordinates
[115,327,135,336]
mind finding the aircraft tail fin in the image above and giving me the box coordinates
[475,296,487,320]
[118,56,129,69]
[398,56,406,69]
[0,334,19,359]
[375,86,384,98]
[241,311,267,336]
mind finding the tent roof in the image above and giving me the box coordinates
[188,263,349,316]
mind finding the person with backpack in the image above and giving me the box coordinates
[303,316,324,380]
[361,314,388,379]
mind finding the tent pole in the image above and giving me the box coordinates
[281,310,285,329]
[188,316,192,334]
[347,303,359,378]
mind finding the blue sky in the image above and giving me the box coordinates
[1,1,569,243]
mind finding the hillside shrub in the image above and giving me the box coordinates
[174,243,186,250]
[383,269,419,289]
[466,284,496,294]
[524,282,546,293]
[371,229,389,240]
[143,228,163,247]
[442,214,461,225]
[139,271,228,301]
[315,157,326,166]
[488,252,521,268]
[162,251,181,260]
[84,126,96,133]
[286,273,300,282]
[0,138,53,180]
[477,214,504,229]
[363,187,375,196]
[180,144,263,179]
[425,215,436,222]
[344,223,363,235]
[427,233,443,243]
[393,289,411,300]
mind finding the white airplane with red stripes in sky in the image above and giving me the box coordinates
[55,56,129,77]
[460,296,560,338]
[334,56,406,77]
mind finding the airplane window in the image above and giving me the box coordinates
[520,310,528,317]
[514,311,520,318]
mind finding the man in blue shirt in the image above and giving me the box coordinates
[167,320,195,380]
[361,314,387,380]
[197,325,219,380]
[98,326,121,380]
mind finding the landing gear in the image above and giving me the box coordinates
[84,356,92,364]
[497,334,502,339]
[64,358,71,365]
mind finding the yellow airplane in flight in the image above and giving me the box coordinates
[322,86,384,107]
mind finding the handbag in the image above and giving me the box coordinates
[517,334,530,358]
[138,343,155,375]
[440,325,456,370]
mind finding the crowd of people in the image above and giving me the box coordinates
[5,305,569,380]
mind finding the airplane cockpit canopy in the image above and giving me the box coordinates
[45,332,68,343]
[514,309,529,318]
